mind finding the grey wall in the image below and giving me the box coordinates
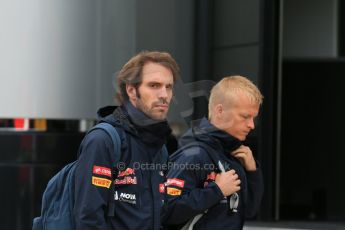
[135,0,195,131]
[212,0,260,84]
[0,0,136,119]
[0,0,95,119]
[136,0,194,85]
[97,0,137,109]
[283,0,338,58]
[0,0,194,119]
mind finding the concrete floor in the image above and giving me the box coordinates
[244,221,345,230]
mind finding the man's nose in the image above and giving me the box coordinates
[158,87,168,99]
[248,118,255,129]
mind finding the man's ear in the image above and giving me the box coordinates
[126,84,137,101]
[215,104,223,118]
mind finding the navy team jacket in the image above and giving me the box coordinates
[162,118,264,230]
[74,105,168,230]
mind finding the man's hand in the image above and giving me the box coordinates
[215,169,241,197]
[231,145,257,171]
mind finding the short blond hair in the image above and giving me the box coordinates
[208,75,263,119]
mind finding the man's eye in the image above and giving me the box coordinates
[166,85,173,90]
[150,83,159,88]
[242,115,250,119]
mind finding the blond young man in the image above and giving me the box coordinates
[163,76,264,230]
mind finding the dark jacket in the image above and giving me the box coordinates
[162,118,264,229]
[74,103,171,230]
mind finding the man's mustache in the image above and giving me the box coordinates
[152,99,169,106]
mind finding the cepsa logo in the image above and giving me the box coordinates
[93,165,112,177]
[167,178,185,188]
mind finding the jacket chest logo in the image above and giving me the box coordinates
[204,171,216,187]
[114,191,137,204]
[115,168,137,185]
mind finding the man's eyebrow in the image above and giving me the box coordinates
[146,81,161,84]
[146,81,172,85]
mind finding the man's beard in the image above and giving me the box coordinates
[136,98,169,121]
[135,89,169,121]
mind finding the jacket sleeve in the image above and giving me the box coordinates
[73,129,115,230]
[244,162,264,218]
[162,147,224,225]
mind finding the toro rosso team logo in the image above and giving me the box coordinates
[118,168,135,177]
[115,168,137,185]
[159,183,165,193]
[206,172,216,181]
[115,177,137,185]
[204,172,216,187]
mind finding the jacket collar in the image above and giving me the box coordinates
[192,117,242,153]
[114,102,171,147]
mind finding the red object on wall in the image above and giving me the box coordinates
[14,118,29,130]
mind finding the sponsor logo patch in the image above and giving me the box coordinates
[114,191,136,204]
[206,172,216,181]
[167,178,185,188]
[159,183,165,193]
[118,168,135,177]
[167,187,182,196]
[92,176,112,188]
[93,165,112,177]
[204,172,217,187]
[114,176,137,185]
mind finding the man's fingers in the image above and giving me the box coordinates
[235,179,241,185]
[231,145,251,156]
[233,174,238,180]
[228,169,236,175]
[232,152,246,159]
[231,150,243,155]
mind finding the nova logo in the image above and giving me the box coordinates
[115,192,137,204]
[120,193,136,200]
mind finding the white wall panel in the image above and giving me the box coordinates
[0,0,136,119]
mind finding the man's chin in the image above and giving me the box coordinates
[238,136,246,141]
[150,112,168,121]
